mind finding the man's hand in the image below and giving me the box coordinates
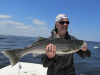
[45,43,56,59]
[81,42,87,51]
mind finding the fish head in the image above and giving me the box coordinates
[70,40,84,51]
[61,40,84,53]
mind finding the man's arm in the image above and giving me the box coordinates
[70,35,91,58]
[76,49,91,58]
[77,42,91,58]
[42,54,54,67]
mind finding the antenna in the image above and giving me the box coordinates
[69,16,73,34]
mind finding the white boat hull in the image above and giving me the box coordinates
[0,62,47,75]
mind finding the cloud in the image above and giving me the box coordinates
[38,27,48,30]
[0,15,12,19]
[33,19,46,25]
[16,25,36,30]
[0,20,25,29]
[0,20,32,30]
[0,20,50,37]
[0,20,25,26]
[27,16,32,19]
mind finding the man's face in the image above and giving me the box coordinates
[56,18,69,35]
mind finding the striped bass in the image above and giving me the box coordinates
[1,37,85,66]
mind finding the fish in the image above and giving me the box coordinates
[1,37,85,66]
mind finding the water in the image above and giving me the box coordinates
[0,35,100,75]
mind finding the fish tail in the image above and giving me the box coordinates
[1,50,20,67]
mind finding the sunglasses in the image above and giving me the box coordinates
[59,21,69,25]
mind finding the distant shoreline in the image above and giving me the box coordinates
[0,34,100,42]
[0,34,38,38]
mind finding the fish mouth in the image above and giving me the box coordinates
[82,42,85,48]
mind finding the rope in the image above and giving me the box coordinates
[18,62,22,75]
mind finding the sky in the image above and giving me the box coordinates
[0,0,100,42]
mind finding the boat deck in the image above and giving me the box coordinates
[0,62,47,75]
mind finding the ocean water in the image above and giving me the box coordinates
[0,35,100,75]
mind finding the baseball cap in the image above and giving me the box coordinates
[55,14,68,22]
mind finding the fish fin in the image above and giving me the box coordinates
[37,36,45,41]
[37,36,47,41]
[1,50,19,67]
[34,36,47,44]
[33,53,40,57]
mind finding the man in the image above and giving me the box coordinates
[42,14,91,75]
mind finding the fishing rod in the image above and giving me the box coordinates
[69,16,73,34]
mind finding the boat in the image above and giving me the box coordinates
[0,62,47,75]
[94,46,100,49]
